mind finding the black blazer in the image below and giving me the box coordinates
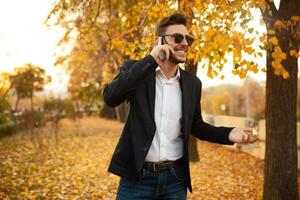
[103,55,234,192]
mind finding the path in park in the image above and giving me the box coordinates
[0,117,298,199]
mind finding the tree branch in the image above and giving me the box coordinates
[83,0,102,36]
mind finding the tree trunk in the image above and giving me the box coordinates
[263,24,299,200]
[262,0,299,198]
[15,96,19,111]
[30,96,33,111]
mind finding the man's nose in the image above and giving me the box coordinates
[181,38,189,46]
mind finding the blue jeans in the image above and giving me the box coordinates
[116,164,187,200]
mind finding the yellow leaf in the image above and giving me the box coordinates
[257,0,267,12]
[267,29,275,35]
[261,68,266,72]
[239,72,246,79]
[280,52,287,60]
[244,47,254,54]
[282,71,289,79]
[274,69,281,75]
[259,35,266,42]
[244,38,255,46]
[248,1,256,7]
[291,16,300,21]
[206,28,214,38]
[257,52,263,57]
[290,49,296,56]
[213,70,219,77]
[207,69,213,78]
[271,61,282,69]
[232,70,238,75]
[252,66,258,73]
[268,10,272,16]
[188,52,195,60]
[269,37,278,45]
[274,20,287,29]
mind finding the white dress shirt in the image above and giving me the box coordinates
[145,66,183,162]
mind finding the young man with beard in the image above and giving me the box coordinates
[103,12,259,200]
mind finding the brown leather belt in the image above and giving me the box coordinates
[143,156,184,171]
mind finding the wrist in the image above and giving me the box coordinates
[228,127,236,142]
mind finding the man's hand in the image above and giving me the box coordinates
[150,37,175,64]
[229,127,259,144]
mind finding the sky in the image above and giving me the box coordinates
[0,0,70,97]
[0,0,298,97]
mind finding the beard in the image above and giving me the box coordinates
[169,53,186,64]
[169,46,188,64]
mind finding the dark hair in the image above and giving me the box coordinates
[156,13,187,36]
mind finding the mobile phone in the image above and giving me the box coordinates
[159,37,168,61]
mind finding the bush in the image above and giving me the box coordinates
[0,122,17,138]
[0,97,11,124]
[0,97,11,112]
[44,98,75,117]
[0,112,10,124]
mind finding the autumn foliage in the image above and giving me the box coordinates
[46,0,299,91]
[0,117,276,199]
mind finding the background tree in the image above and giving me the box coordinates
[0,72,16,137]
[0,94,16,138]
[0,72,12,101]
[9,64,52,111]
[46,0,137,121]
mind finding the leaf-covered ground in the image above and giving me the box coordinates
[0,117,298,199]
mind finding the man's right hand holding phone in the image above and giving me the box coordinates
[150,37,175,64]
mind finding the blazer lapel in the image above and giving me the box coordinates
[146,70,156,125]
[179,68,191,137]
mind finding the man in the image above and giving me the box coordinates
[103,13,259,200]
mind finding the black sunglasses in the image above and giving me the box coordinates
[160,33,194,46]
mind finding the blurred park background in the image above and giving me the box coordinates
[0,0,299,199]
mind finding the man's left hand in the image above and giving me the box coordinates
[229,127,259,144]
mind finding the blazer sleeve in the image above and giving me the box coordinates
[103,55,158,107]
[191,77,235,145]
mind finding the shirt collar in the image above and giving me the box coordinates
[156,66,181,80]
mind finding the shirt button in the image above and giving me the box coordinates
[143,146,148,152]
